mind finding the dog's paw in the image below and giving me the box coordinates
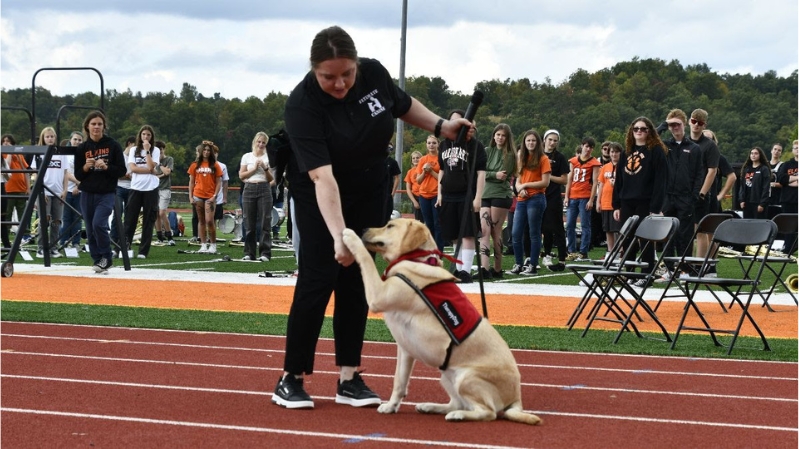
[445,411,467,421]
[377,402,399,414]
[341,228,360,249]
[416,402,449,415]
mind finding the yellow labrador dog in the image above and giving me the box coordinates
[341,218,540,425]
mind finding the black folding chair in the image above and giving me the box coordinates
[671,219,778,355]
[733,213,797,311]
[580,216,679,343]
[654,212,736,313]
[565,215,640,329]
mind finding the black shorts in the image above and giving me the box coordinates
[214,203,224,221]
[480,197,513,209]
[439,200,480,242]
[602,210,621,233]
[693,196,710,224]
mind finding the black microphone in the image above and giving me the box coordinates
[455,90,484,146]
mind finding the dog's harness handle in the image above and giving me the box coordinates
[394,272,458,371]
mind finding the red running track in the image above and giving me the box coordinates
[1,322,797,448]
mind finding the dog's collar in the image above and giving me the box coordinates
[382,249,461,280]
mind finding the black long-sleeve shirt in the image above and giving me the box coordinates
[74,135,127,194]
[612,144,667,214]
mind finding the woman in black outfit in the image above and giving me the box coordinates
[273,25,472,410]
[738,146,771,219]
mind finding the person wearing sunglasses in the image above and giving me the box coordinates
[687,109,720,262]
[658,109,702,281]
[612,116,668,288]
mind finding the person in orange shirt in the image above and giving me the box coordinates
[564,137,601,260]
[3,134,32,247]
[416,135,443,249]
[187,140,223,254]
[595,142,622,258]
[404,151,423,222]
[510,130,551,275]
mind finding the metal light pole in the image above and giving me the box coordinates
[393,0,407,208]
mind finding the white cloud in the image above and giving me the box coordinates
[1,1,796,99]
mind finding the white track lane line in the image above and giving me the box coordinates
[3,350,795,403]
[0,407,528,449]
[3,375,796,433]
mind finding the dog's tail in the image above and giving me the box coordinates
[501,402,542,425]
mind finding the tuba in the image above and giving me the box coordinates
[787,273,799,294]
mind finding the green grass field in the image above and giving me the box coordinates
[2,213,797,362]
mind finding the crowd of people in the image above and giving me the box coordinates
[1,118,287,272]
[402,108,799,284]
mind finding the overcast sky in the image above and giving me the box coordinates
[2,0,797,99]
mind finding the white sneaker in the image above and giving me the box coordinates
[198,243,209,253]
[136,254,146,259]
[208,243,217,254]
[542,255,553,267]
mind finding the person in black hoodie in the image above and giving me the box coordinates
[74,111,127,273]
[738,146,771,219]
[777,140,798,252]
[612,116,667,286]
[659,109,702,276]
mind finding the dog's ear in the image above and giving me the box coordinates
[402,220,434,252]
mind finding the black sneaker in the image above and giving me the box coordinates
[548,262,566,272]
[478,267,492,280]
[489,267,504,279]
[335,372,381,407]
[92,257,112,274]
[272,375,314,409]
[454,270,473,283]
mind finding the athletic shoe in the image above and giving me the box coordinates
[167,239,176,246]
[523,257,531,268]
[509,264,524,275]
[188,237,199,245]
[136,254,146,259]
[631,278,652,289]
[50,249,62,258]
[208,243,217,254]
[565,253,581,261]
[259,255,270,262]
[272,375,314,409]
[197,243,209,253]
[548,262,566,272]
[242,255,253,261]
[521,265,538,275]
[335,372,381,408]
[489,267,503,279]
[704,265,718,278]
[478,267,492,280]
[21,235,34,245]
[454,270,472,283]
[577,253,589,261]
[655,270,673,283]
[35,250,44,258]
[542,255,553,267]
[92,257,112,274]
[151,241,167,247]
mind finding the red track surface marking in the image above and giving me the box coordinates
[2,322,797,448]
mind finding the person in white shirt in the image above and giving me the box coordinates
[239,131,274,261]
[32,127,68,258]
[124,125,160,259]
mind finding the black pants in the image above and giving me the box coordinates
[283,174,387,375]
[780,201,797,254]
[124,188,158,256]
[662,195,695,270]
[619,199,655,272]
[542,196,567,262]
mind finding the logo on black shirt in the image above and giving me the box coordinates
[359,89,386,117]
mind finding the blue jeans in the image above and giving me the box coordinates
[418,196,443,250]
[566,198,592,255]
[80,192,115,263]
[110,185,129,245]
[59,191,82,246]
[512,194,546,267]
